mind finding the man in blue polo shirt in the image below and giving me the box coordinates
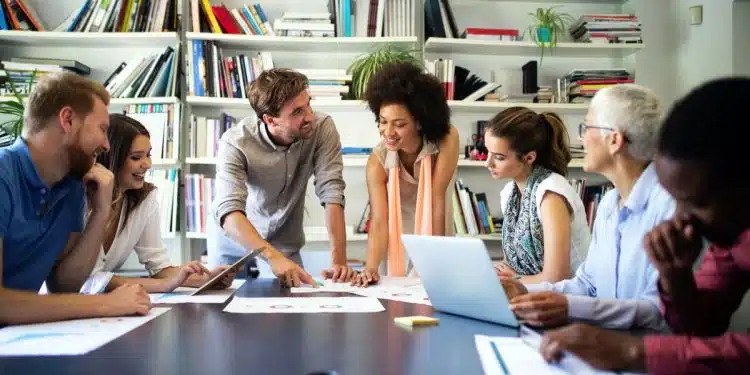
[0,72,151,325]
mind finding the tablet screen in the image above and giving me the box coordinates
[190,247,264,295]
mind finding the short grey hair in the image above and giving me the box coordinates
[590,83,664,161]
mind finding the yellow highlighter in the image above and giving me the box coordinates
[394,316,440,327]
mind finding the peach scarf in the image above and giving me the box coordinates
[386,151,433,276]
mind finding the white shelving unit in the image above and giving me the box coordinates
[110,96,180,105]
[447,100,589,113]
[424,38,643,57]
[0,31,179,47]
[186,32,419,53]
[187,96,369,112]
[187,96,590,114]
[185,154,584,168]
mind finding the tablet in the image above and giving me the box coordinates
[190,247,264,295]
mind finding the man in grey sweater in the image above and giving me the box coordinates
[207,68,353,287]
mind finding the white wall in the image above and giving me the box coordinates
[671,0,735,98]
[733,0,750,76]
[622,0,679,106]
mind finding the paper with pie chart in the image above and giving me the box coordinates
[0,307,170,356]
[223,297,385,313]
[291,277,432,306]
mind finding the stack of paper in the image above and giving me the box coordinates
[475,331,618,375]
[0,308,170,356]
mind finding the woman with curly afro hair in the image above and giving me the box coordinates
[351,61,459,287]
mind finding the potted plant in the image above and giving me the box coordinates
[525,6,576,66]
[347,45,421,100]
[0,71,32,147]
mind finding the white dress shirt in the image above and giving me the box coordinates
[80,190,172,294]
[526,164,675,331]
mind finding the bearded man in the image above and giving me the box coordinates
[207,68,353,287]
[0,72,151,326]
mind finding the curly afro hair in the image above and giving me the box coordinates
[365,61,451,144]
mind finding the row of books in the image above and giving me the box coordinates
[563,69,634,104]
[0,0,181,32]
[146,168,180,236]
[187,113,237,159]
[190,1,274,35]
[452,179,497,236]
[185,173,215,234]
[187,40,274,98]
[105,46,179,99]
[425,59,503,102]
[354,178,499,237]
[0,0,43,31]
[124,103,180,161]
[425,58,455,100]
[1,57,93,97]
[275,13,334,38]
[569,179,612,231]
[304,69,352,101]
[569,14,643,44]
[424,0,457,39]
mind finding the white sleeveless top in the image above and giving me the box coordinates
[500,173,591,275]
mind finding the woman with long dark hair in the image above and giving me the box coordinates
[81,114,235,294]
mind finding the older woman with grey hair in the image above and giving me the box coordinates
[501,84,676,331]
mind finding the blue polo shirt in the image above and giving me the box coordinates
[0,138,85,291]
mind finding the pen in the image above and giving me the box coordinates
[512,276,522,280]
[490,341,512,375]
[315,280,324,287]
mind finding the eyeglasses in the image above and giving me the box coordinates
[578,122,631,143]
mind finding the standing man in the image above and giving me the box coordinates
[208,68,353,287]
[0,71,151,325]
[538,77,750,374]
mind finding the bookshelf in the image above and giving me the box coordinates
[1,0,642,265]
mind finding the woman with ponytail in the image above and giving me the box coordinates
[485,107,590,283]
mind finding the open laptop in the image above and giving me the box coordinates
[401,234,519,328]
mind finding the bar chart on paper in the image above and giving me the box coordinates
[0,308,170,356]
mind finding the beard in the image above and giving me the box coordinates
[68,142,96,179]
[297,121,314,140]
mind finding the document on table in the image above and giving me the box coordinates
[149,279,246,304]
[475,329,618,375]
[0,307,170,356]
[223,296,385,313]
[291,277,431,306]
